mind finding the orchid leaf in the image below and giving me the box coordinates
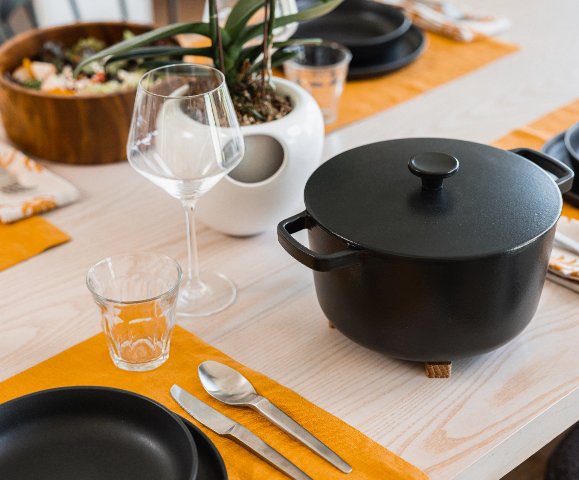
[225,0,265,40]
[247,49,299,74]
[106,46,212,64]
[272,38,322,48]
[237,0,342,46]
[74,22,212,76]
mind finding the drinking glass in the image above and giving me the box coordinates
[86,252,182,371]
[127,64,245,317]
[284,42,352,125]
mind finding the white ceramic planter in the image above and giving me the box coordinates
[195,77,325,236]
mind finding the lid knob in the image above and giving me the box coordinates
[409,152,459,190]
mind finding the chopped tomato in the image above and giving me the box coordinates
[91,70,106,84]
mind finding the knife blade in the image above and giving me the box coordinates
[170,385,313,480]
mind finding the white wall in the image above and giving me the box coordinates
[32,0,154,26]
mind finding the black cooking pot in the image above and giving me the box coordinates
[278,138,573,361]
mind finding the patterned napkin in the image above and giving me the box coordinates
[548,216,579,292]
[0,142,80,224]
[381,0,511,42]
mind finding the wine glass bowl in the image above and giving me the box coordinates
[127,64,244,316]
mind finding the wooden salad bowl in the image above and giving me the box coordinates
[0,22,153,164]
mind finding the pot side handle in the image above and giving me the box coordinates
[510,148,574,194]
[277,211,363,272]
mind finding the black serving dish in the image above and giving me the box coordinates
[542,131,579,208]
[347,24,426,79]
[294,0,411,68]
[0,387,199,480]
[565,120,579,164]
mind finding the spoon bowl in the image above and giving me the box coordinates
[198,361,259,405]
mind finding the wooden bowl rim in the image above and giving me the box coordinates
[0,21,156,100]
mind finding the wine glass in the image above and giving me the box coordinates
[127,64,244,317]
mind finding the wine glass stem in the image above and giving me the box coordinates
[184,202,203,291]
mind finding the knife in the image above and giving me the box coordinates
[170,385,313,480]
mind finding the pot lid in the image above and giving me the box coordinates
[304,138,562,260]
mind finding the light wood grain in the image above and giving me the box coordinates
[2,1,579,479]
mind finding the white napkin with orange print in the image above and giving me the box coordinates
[0,142,80,223]
[381,0,511,42]
[548,216,579,293]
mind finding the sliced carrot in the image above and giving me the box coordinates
[22,57,34,78]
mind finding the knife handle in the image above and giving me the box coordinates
[226,423,313,480]
[252,397,352,474]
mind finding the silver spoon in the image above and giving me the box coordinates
[198,360,352,474]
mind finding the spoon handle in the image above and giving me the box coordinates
[253,396,353,474]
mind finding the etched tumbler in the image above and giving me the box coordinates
[87,252,182,371]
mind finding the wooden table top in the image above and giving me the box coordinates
[2,0,579,479]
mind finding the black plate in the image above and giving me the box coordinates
[180,417,228,480]
[565,120,579,163]
[542,131,579,207]
[0,387,198,480]
[346,25,426,79]
[294,0,411,68]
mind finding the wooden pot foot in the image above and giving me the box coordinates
[424,362,452,378]
[328,321,335,328]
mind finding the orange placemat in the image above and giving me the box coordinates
[0,326,429,480]
[0,215,70,271]
[490,99,579,220]
[326,33,518,133]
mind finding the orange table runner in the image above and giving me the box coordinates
[326,33,518,133]
[0,326,429,480]
[491,99,579,220]
[0,215,70,270]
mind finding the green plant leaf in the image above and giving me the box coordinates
[73,22,211,77]
[237,44,263,67]
[224,0,265,40]
[139,60,187,71]
[106,46,213,64]
[237,0,343,46]
[272,38,322,48]
[247,49,299,74]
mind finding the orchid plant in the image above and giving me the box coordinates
[74,0,342,122]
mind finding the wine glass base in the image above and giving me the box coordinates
[177,271,236,317]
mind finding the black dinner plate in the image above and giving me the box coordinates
[0,387,199,480]
[293,22,426,80]
[294,0,411,68]
[541,131,579,207]
[346,25,426,80]
[179,416,228,480]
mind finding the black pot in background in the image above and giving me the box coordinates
[278,139,573,361]
[294,0,411,67]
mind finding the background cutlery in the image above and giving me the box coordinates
[554,231,579,256]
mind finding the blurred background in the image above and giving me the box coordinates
[3,0,204,39]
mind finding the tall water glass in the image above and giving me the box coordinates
[127,64,244,317]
